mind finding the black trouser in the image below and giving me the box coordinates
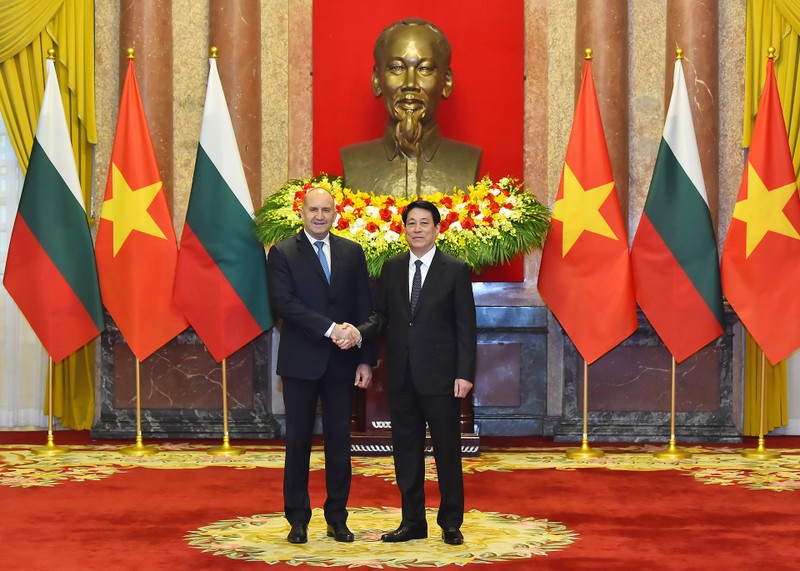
[389,370,464,530]
[282,371,354,525]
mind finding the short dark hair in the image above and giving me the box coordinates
[402,200,441,226]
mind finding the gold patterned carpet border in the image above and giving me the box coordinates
[2,443,800,492]
[185,507,577,567]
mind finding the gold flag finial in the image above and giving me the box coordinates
[768,46,776,59]
[584,48,593,60]
[47,48,55,60]
[127,47,135,59]
[675,48,684,60]
[210,46,218,58]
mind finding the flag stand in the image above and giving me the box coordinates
[120,359,158,456]
[33,358,69,456]
[209,358,244,456]
[566,360,604,459]
[654,357,691,460]
[741,351,780,460]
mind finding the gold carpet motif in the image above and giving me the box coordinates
[184,507,578,567]
[1,443,799,492]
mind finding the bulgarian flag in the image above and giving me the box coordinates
[3,58,103,363]
[95,58,188,361]
[721,56,800,365]
[538,55,637,364]
[631,57,724,362]
[174,57,272,362]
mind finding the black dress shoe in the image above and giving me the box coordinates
[327,522,354,542]
[381,524,428,542]
[287,522,308,544]
[442,527,464,545]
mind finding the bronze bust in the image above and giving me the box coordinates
[341,18,482,197]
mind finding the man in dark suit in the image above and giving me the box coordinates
[354,199,477,545]
[267,187,374,544]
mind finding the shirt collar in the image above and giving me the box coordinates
[410,246,436,268]
[383,124,443,163]
[304,230,329,248]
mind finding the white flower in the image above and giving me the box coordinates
[364,205,380,218]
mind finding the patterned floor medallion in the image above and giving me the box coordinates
[184,507,577,567]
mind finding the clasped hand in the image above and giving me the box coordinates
[331,322,361,350]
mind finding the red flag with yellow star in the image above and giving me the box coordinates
[538,57,637,363]
[95,59,188,361]
[721,57,800,365]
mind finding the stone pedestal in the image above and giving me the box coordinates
[91,315,279,439]
[554,307,740,443]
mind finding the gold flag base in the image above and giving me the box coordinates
[208,437,245,457]
[654,439,692,460]
[741,437,780,460]
[120,438,158,456]
[565,438,604,459]
[33,437,69,456]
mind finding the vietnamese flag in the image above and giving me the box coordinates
[721,56,800,365]
[3,58,103,363]
[174,57,272,362]
[95,58,188,361]
[538,55,637,364]
[631,57,724,362]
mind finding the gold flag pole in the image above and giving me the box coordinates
[566,360,604,459]
[209,358,244,456]
[33,357,69,456]
[741,351,780,460]
[120,359,157,456]
[654,356,691,459]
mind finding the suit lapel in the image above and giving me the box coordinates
[395,253,412,318]
[412,249,444,317]
[296,231,329,287]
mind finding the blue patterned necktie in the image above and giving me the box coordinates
[315,240,330,284]
[410,260,422,313]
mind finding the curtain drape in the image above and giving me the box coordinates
[742,0,800,435]
[0,0,97,430]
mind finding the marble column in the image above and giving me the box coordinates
[575,0,629,222]
[119,0,175,208]
[209,0,262,207]
[666,0,720,228]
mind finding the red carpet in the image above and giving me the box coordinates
[2,431,800,570]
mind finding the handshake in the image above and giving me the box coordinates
[331,322,362,350]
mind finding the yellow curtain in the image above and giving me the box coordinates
[0,0,97,430]
[742,0,800,435]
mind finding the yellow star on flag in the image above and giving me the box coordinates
[732,163,800,258]
[552,163,618,256]
[100,163,167,256]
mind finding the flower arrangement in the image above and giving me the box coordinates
[254,174,551,278]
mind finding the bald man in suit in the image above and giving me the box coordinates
[267,187,375,544]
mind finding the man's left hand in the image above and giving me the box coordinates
[454,378,473,398]
[355,363,373,389]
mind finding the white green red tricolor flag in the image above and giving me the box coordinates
[95,58,188,361]
[538,56,637,364]
[3,58,103,362]
[173,57,272,362]
[721,56,800,365]
[631,58,724,362]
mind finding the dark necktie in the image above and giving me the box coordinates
[410,259,422,313]
[315,241,330,284]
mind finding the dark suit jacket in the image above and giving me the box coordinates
[267,231,375,380]
[361,248,477,395]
